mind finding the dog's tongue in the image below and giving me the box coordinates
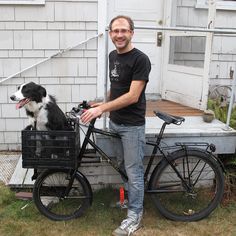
[16,98,30,109]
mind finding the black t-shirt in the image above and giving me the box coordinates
[109,48,151,126]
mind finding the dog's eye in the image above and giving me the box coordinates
[17,86,20,90]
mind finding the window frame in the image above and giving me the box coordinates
[0,0,45,5]
[196,0,236,10]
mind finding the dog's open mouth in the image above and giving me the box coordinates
[16,98,31,109]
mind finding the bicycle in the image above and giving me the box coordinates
[21,101,225,222]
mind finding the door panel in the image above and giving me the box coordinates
[164,64,204,107]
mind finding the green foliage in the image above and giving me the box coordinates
[0,183,16,206]
[0,186,235,236]
[208,98,236,196]
[207,98,236,129]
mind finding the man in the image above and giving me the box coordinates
[81,15,151,236]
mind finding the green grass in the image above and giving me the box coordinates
[0,183,235,236]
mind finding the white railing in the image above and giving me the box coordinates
[225,69,236,130]
[0,33,103,84]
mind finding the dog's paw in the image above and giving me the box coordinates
[24,125,33,130]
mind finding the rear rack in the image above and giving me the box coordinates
[175,142,216,152]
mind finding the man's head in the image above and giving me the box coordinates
[109,15,134,54]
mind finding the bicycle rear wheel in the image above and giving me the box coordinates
[149,149,224,221]
[33,169,92,221]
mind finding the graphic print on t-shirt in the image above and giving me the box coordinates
[110,60,120,81]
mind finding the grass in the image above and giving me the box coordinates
[0,183,236,236]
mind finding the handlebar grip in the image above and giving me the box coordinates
[81,100,90,109]
[69,101,90,117]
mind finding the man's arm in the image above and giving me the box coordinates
[80,80,146,124]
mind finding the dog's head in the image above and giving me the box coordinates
[10,82,47,109]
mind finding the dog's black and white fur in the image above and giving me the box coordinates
[10,82,71,131]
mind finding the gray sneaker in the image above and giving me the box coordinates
[112,211,143,236]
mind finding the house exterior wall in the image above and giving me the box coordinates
[0,0,98,150]
[0,0,236,149]
[174,0,236,86]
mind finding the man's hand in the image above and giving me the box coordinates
[80,106,103,124]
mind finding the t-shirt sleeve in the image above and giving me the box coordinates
[132,54,151,82]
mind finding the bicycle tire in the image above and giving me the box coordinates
[209,85,232,103]
[149,149,224,221]
[33,169,92,221]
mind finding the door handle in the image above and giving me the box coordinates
[157,32,163,47]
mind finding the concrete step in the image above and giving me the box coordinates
[97,116,236,156]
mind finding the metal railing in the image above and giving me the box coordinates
[103,25,236,128]
[0,33,103,84]
[225,69,236,130]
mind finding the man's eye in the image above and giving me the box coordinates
[111,29,131,34]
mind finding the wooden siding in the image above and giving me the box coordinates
[0,0,99,150]
[0,0,235,150]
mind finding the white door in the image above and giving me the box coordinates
[161,0,215,110]
[106,0,164,99]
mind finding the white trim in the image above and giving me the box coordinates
[196,0,236,11]
[97,0,108,99]
[201,1,216,110]
[0,0,45,5]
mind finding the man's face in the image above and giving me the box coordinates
[109,18,134,53]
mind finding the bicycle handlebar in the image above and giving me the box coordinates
[66,100,91,121]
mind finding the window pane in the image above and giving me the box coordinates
[169,36,206,68]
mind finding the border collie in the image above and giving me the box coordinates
[10,82,71,131]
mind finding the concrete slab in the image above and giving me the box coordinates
[0,153,20,185]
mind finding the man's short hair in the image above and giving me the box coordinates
[109,15,134,31]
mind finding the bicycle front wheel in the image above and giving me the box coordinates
[33,169,92,221]
[149,149,224,221]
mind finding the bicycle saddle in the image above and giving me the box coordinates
[154,110,185,125]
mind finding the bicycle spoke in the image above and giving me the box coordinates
[33,170,91,221]
[192,162,207,187]
[150,150,224,221]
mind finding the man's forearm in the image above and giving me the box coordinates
[99,92,136,113]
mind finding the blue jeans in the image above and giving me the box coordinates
[109,120,145,215]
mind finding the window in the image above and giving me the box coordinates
[169,36,206,68]
[196,0,236,10]
[0,0,45,5]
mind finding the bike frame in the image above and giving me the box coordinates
[73,118,211,193]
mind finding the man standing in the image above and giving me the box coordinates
[81,15,151,236]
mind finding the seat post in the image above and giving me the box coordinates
[155,122,167,146]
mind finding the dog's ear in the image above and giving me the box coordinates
[38,85,47,97]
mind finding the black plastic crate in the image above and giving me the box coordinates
[21,129,80,169]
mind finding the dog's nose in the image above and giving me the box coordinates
[10,95,16,101]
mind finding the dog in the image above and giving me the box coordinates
[10,82,72,131]
[10,82,73,164]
